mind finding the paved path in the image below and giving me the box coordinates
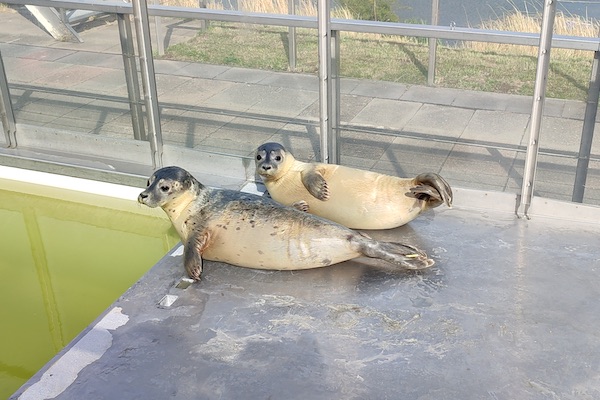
[0,8,599,204]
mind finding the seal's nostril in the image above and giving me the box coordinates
[262,165,271,171]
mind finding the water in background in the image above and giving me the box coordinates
[394,0,600,27]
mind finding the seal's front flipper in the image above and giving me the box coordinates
[291,200,310,212]
[407,173,453,208]
[301,167,330,201]
[184,234,208,281]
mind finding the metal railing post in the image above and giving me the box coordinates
[331,29,340,164]
[132,0,164,169]
[117,14,146,141]
[154,0,165,56]
[317,0,332,163]
[517,0,556,218]
[572,47,600,203]
[0,50,17,148]
[288,0,297,71]
[427,0,439,86]
[199,1,209,31]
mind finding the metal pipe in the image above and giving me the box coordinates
[517,0,556,218]
[427,0,439,86]
[132,0,164,169]
[330,29,340,164]
[288,0,297,71]
[572,48,600,203]
[154,0,165,56]
[199,0,209,31]
[317,0,332,163]
[0,50,17,148]
[24,5,82,42]
[117,14,146,141]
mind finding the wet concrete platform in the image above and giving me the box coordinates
[11,196,600,400]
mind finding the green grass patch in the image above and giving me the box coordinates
[162,22,594,101]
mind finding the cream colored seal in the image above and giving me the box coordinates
[138,166,434,281]
[255,142,452,230]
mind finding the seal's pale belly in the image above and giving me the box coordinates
[202,220,360,270]
[271,166,424,230]
[303,191,422,230]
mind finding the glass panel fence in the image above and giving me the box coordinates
[1,0,599,208]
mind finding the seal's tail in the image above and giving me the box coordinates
[407,172,453,209]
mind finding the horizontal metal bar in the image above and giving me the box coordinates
[151,6,317,28]
[3,0,600,51]
[5,0,133,14]
[333,19,600,51]
[3,0,318,27]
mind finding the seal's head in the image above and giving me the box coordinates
[138,166,200,208]
[255,142,294,181]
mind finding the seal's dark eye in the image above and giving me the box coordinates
[160,185,170,192]
[146,180,150,187]
[256,154,262,161]
[275,156,282,161]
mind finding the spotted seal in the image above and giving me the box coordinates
[255,142,452,230]
[138,166,434,281]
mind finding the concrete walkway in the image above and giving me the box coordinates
[0,7,599,204]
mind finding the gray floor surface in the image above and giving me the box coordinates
[11,205,600,400]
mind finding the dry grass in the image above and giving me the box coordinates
[238,0,354,19]
[467,11,600,59]
[159,0,354,18]
[0,3,16,13]
[239,0,309,15]
[158,0,224,9]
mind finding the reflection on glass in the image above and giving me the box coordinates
[0,184,179,399]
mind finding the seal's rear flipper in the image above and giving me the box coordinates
[379,241,435,270]
[354,236,435,270]
[408,173,453,208]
